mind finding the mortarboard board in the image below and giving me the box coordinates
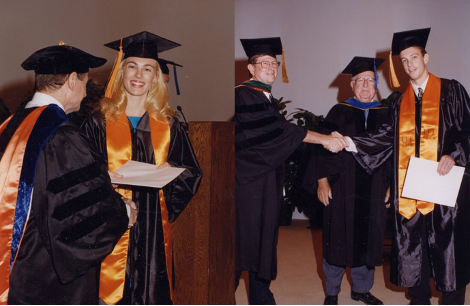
[104,31,180,98]
[157,58,183,95]
[240,37,289,83]
[22,41,106,74]
[342,56,385,90]
[389,27,431,88]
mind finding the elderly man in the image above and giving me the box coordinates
[304,57,389,305]
[347,28,470,305]
[233,37,347,304]
[0,43,130,304]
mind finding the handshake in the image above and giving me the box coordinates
[322,131,349,153]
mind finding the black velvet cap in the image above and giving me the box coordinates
[240,37,283,59]
[391,28,430,55]
[342,56,385,76]
[104,31,180,60]
[21,43,107,74]
[157,58,182,75]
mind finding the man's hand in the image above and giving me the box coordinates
[121,196,137,228]
[437,155,455,176]
[317,177,332,206]
[385,186,390,209]
[323,132,348,153]
[108,170,123,188]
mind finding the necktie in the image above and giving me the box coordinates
[415,87,423,157]
[418,87,423,103]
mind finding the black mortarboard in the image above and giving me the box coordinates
[157,58,182,75]
[157,58,183,95]
[104,31,180,61]
[342,56,385,77]
[240,37,289,83]
[391,28,430,56]
[22,42,106,74]
[343,56,385,90]
[389,28,431,88]
[104,31,180,98]
[240,37,283,59]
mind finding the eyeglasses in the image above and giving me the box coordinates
[254,61,281,69]
[353,77,376,86]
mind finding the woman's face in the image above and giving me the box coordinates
[122,57,159,97]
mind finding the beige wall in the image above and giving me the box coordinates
[0,0,234,121]
[235,0,470,118]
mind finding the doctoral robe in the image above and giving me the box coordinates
[81,113,202,304]
[1,102,129,304]
[234,83,307,280]
[352,77,470,291]
[303,102,390,268]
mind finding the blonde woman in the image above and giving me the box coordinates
[81,31,202,305]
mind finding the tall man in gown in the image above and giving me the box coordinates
[347,28,470,305]
[233,37,347,304]
[304,57,389,305]
[0,43,130,304]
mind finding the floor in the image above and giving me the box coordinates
[235,220,470,305]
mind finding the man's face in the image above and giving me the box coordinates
[400,46,429,85]
[350,70,377,103]
[247,55,278,85]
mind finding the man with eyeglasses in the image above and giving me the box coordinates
[233,37,348,304]
[303,57,388,305]
[345,28,470,305]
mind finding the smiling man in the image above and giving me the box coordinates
[233,37,347,304]
[348,28,470,305]
[304,57,389,305]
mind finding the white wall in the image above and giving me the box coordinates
[235,0,470,118]
[0,0,234,121]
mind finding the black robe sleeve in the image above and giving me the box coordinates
[164,119,203,222]
[31,122,129,284]
[234,86,307,185]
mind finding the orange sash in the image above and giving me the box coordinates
[99,112,172,304]
[0,107,46,304]
[398,73,441,219]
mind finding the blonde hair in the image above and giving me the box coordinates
[100,58,175,122]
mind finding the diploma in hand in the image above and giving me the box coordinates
[111,160,185,188]
[401,157,465,207]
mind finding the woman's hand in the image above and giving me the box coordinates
[317,177,332,206]
[122,196,137,228]
[156,162,172,170]
[108,170,123,188]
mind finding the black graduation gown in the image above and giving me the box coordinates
[233,85,307,280]
[3,107,129,304]
[303,103,390,268]
[81,113,202,304]
[352,78,470,291]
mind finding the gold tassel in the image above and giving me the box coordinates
[282,48,289,84]
[105,39,124,98]
[389,50,400,88]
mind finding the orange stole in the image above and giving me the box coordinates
[398,73,441,219]
[0,107,46,304]
[99,113,172,304]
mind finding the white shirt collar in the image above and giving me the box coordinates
[411,75,429,97]
[25,92,66,112]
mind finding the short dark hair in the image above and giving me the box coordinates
[35,73,86,92]
[248,54,266,65]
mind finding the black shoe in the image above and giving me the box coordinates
[351,291,383,305]
[324,295,338,305]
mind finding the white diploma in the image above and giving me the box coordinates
[111,160,185,188]
[401,157,465,207]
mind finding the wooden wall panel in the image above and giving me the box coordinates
[173,122,235,305]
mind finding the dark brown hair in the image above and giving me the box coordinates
[35,73,86,92]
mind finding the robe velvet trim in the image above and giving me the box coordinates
[398,74,440,219]
[0,105,67,304]
[100,112,173,304]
